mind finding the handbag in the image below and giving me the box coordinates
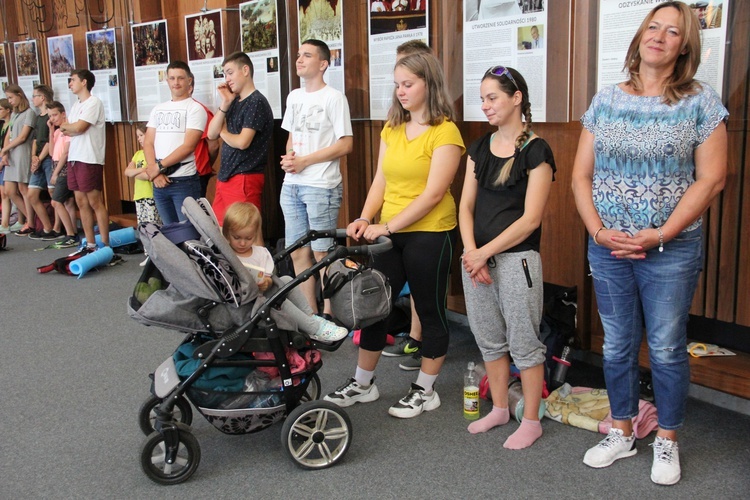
[323,258,391,330]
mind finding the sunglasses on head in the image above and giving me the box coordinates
[486,65,519,91]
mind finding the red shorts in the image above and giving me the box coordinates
[212,173,264,225]
[67,161,104,193]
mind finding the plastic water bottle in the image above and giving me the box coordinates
[463,361,480,420]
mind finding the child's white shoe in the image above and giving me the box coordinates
[310,318,349,342]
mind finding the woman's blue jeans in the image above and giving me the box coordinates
[587,227,702,430]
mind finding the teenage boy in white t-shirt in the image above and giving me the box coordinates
[144,61,207,224]
[280,39,353,315]
[60,69,109,250]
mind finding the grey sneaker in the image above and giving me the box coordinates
[323,378,380,407]
[398,352,422,371]
[583,428,637,468]
[383,336,421,357]
[388,383,441,418]
[650,437,681,485]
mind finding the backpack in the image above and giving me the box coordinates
[323,258,391,330]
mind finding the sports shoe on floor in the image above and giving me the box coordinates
[109,254,124,266]
[650,437,681,485]
[398,352,422,371]
[383,336,421,357]
[310,318,349,342]
[0,225,10,235]
[583,428,637,468]
[29,229,54,240]
[41,230,64,241]
[9,222,24,232]
[388,383,441,418]
[57,236,79,248]
[14,225,34,236]
[323,378,379,407]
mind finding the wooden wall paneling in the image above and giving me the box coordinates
[571,0,598,121]
[738,118,750,325]
[728,1,750,325]
[716,1,750,324]
[545,0,571,122]
[715,131,742,321]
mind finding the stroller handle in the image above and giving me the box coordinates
[274,229,392,265]
[332,228,392,257]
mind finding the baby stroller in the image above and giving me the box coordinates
[128,197,391,485]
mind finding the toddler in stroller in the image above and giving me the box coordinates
[129,197,391,484]
[221,201,348,343]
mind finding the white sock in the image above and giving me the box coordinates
[354,366,375,387]
[415,371,438,393]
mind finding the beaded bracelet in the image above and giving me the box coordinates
[657,227,664,253]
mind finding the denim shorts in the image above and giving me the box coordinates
[280,183,342,252]
[29,157,54,189]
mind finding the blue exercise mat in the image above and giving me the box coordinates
[69,246,114,278]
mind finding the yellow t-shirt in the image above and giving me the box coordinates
[380,120,465,232]
[131,150,154,201]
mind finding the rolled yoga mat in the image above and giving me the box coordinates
[69,246,114,278]
[80,227,138,248]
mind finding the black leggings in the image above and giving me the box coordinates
[359,228,457,358]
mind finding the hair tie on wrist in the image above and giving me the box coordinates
[593,226,605,246]
[354,217,370,224]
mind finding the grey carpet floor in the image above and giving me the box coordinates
[1,234,748,499]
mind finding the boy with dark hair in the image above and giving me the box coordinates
[207,51,274,225]
[60,68,110,251]
[280,39,353,314]
[27,84,58,239]
[144,60,206,224]
[47,100,78,248]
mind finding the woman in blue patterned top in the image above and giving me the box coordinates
[572,1,728,486]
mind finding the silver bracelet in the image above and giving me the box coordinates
[657,227,664,253]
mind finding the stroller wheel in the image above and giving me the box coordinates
[138,395,193,436]
[281,401,352,469]
[140,429,201,485]
[300,374,321,402]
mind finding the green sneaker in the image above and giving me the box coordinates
[398,352,422,371]
[382,336,421,357]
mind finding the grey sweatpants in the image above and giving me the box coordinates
[461,250,546,371]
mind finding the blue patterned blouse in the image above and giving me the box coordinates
[581,84,728,234]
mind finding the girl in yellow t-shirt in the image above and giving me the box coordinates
[324,52,465,419]
[124,123,161,225]
[124,123,161,264]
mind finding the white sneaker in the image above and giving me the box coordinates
[583,428,637,468]
[388,383,441,418]
[323,378,380,407]
[0,225,10,235]
[650,437,681,485]
[139,256,150,267]
[310,318,349,342]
